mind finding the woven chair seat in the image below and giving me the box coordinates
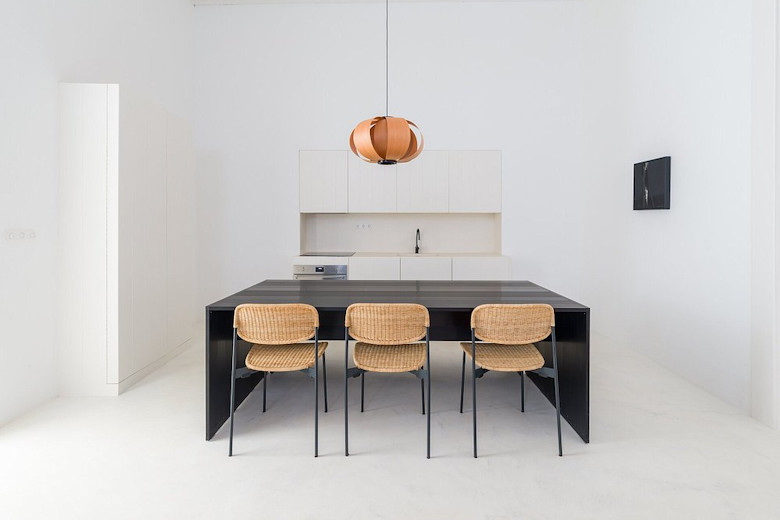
[460,342,545,372]
[245,342,328,372]
[354,342,426,373]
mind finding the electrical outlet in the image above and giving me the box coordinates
[5,229,37,241]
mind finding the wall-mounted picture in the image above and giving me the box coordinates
[633,156,671,210]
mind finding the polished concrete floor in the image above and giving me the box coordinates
[2,334,779,520]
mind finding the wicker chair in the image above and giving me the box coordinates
[229,303,328,457]
[460,304,562,457]
[344,303,431,458]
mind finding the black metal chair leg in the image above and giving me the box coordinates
[322,353,328,413]
[552,327,562,457]
[345,327,349,457]
[314,332,319,458]
[421,378,425,415]
[426,329,431,459]
[360,372,365,413]
[262,371,267,413]
[471,331,477,458]
[459,351,465,413]
[520,371,525,413]
[229,329,237,457]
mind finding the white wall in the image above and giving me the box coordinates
[193,1,587,307]
[0,2,59,426]
[0,0,193,425]
[580,0,753,409]
[750,0,777,428]
[775,0,780,433]
[193,0,766,414]
[1,0,768,424]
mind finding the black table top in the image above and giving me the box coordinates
[207,280,588,313]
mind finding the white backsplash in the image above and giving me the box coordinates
[300,213,501,254]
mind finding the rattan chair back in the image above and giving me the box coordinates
[471,304,555,345]
[233,303,318,345]
[345,303,429,345]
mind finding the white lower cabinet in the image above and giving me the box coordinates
[348,257,401,280]
[452,256,511,280]
[400,257,452,280]
[301,255,509,281]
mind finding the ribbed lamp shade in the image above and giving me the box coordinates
[349,116,424,165]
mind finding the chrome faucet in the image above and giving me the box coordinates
[415,228,421,254]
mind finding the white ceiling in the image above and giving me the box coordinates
[193,0,531,4]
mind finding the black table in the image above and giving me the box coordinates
[206,280,590,442]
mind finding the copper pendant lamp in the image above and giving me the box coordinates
[349,0,423,165]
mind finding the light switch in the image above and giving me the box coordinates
[5,229,37,241]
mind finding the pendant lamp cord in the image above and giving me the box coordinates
[385,0,389,117]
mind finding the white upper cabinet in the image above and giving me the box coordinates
[348,154,397,212]
[396,151,449,213]
[299,151,348,213]
[300,150,502,214]
[448,151,502,213]
[400,256,452,280]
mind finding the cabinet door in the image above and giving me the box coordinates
[448,151,502,213]
[396,150,449,212]
[348,257,401,280]
[348,154,397,212]
[299,151,348,213]
[452,256,511,280]
[400,257,452,280]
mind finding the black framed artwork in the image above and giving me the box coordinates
[633,156,671,210]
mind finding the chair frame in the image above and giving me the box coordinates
[459,304,562,457]
[228,304,328,458]
[343,304,432,459]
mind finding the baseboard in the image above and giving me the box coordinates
[117,337,193,394]
[59,380,120,397]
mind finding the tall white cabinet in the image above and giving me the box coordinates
[58,84,197,396]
